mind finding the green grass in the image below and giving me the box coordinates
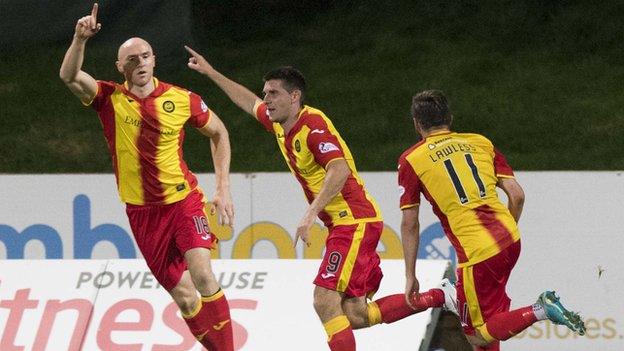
[1,0,623,172]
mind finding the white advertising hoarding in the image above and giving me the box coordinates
[503,172,623,350]
[1,172,623,350]
[0,259,447,351]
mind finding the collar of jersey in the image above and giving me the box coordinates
[122,77,163,100]
[427,130,453,138]
[297,105,309,119]
[281,105,310,139]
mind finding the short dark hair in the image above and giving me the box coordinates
[263,66,306,105]
[411,90,453,130]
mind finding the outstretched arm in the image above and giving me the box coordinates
[185,46,262,117]
[497,177,525,222]
[59,3,102,104]
[197,112,234,226]
[401,205,420,308]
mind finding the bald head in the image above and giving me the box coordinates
[117,37,153,60]
[115,37,156,88]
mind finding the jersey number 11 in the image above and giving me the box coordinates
[443,154,486,204]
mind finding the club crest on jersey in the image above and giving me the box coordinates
[200,100,208,112]
[319,142,339,154]
[163,101,175,113]
[295,139,301,152]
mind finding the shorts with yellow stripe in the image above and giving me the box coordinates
[456,240,521,337]
[313,221,383,298]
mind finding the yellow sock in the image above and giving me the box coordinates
[323,315,350,341]
[201,288,224,302]
[367,301,383,326]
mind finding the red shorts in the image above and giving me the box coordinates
[313,221,384,298]
[126,189,217,291]
[456,240,521,335]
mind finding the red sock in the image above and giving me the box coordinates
[369,290,444,325]
[183,289,233,351]
[483,306,537,341]
[324,315,355,351]
[412,289,445,311]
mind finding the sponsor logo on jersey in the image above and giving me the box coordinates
[321,272,336,279]
[311,129,325,134]
[319,142,339,154]
[200,100,208,113]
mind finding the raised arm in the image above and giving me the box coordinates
[185,46,262,117]
[59,3,102,104]
[401,205,421,308]
[497,177,525,222]
[197,112,234,226]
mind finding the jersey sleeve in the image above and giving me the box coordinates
[306,122,345,168]
[493,147,514,178]
[86,81,116,111]
[254,101,275,133]
[398,156,421,209]
[188,92,211,128]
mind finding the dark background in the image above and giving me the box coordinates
[1,0,623,172]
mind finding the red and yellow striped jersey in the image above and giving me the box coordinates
[254,102,382,227]
[398,131,519,267]
[87,78,210,205]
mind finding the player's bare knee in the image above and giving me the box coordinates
[312,290,331,313]
[313,287,343,319]
[189,268,218,295]
[344,309,367,329]
[342,300,368,329]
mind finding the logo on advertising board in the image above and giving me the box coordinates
[417,222,456,267]
[0,261,270,350]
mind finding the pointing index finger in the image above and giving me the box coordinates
[91,3,99,29]
[293,233,300,247]
[184,45,199,57]
[92,3,99,18]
